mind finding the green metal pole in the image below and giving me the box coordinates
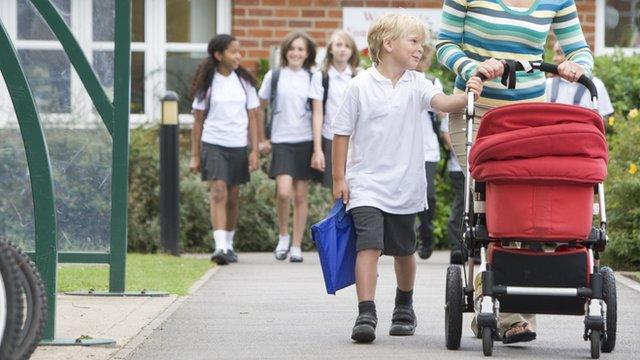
[109,0,132,293]
[0,21,58,341]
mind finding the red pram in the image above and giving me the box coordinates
[443,61,617,359]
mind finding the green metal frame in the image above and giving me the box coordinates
[0,0,131,341]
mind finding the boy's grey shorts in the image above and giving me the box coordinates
[350,206,417,256]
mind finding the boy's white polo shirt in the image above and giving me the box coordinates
[332,66,444,214]
[192,71,260,147]
[309,65,354,140]
[421,75,443,163]
[258,67,313,144]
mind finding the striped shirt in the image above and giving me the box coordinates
[436,0,593,108]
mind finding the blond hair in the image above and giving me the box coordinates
[367,13,427,65]
[321,30,360,75]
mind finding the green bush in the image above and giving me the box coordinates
[591,53,640,270]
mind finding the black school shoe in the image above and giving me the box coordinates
[210,249,230,265]
[417,240,433,260]
[351,312,378,343]
[389,305,417,336]
[227,250,238,263]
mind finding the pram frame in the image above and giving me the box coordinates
[444,61,616,358]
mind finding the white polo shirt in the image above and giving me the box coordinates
[332,66,444,214]
[546,76,614,117]
[421,75,443,163]
[191,71,260,147]
[309,66,354,140]
[258,67,313,144]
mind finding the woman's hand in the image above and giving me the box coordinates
[258,140,272,155]
[476,58,505,80]
[333,179,349,204]
[248,150,259,172]
[466,76,484,100]
[311,150,326,171]
[557,60,584,82]
[189,156,200,174]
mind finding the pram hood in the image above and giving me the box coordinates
[469,103,608,183]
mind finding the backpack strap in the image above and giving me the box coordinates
[322,72,329,116]
[573,82,587,106]
[266,68,281,140]
[549,76,561,103]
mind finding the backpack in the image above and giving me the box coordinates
[548,76,588,106]
[197,70,250,120]
[265,68,313,140]
[321,69,357,116]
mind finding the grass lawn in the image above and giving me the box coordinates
[58,254,213,295]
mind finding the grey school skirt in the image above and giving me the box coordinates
[269,141,313,180]
[200,142,250,185]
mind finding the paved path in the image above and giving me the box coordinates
[127,252,639,359]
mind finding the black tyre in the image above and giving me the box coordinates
[445,265,463,350]
[6,244,47,360]
[599,266,616,353]
[0,242,24,359]
[590,330,600,359]
[482,326,493,357]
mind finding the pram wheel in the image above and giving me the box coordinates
[445,265,463,350]
[600,267,617,353]
[482,327,493,356]
[590,330,600,359]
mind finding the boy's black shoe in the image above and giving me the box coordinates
[389,305,417,336]
[210,249,229,265]
[227,250,238,263]
[417,240,433,260]
[450,248,465,264]
[351,312,377,343]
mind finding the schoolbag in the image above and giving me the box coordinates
[321,69,357,116]
[548,76,588,105]
[265,68,313,140]
[197,70,250,120]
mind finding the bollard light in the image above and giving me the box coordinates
[159,91,180,256]
[160,91,179,125]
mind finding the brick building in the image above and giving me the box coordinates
[0,0,635,122]
[233,0,600,73]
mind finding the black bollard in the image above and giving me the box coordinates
[160,91,180,256]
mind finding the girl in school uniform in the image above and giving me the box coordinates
[258,31,317,263]
[189,34,260,265]
[309,30,360,188]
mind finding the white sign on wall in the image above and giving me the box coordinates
[342,7,442,50]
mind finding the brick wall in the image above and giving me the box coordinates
[233,0,598,73]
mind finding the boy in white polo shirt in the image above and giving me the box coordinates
[332,13,483,343]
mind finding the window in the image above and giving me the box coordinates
[1,0,231,119]
[604,0,640,48]
[17,0,70,40]
[166,0,216,43]
[166,52,207,114]
[18,50,71,113]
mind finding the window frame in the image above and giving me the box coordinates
[596,0,640,55]
[0,0,231,127]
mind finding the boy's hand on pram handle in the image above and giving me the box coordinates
[466,76,484,100]
[557,60,585,83]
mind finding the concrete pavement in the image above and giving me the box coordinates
[126,252,640,359]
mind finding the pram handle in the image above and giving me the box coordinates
[474,60,598,101]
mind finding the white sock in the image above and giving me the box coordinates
[290,246,302,258]
[226,230,236,251]
[276,234,290,252]
[213,230,227,252]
